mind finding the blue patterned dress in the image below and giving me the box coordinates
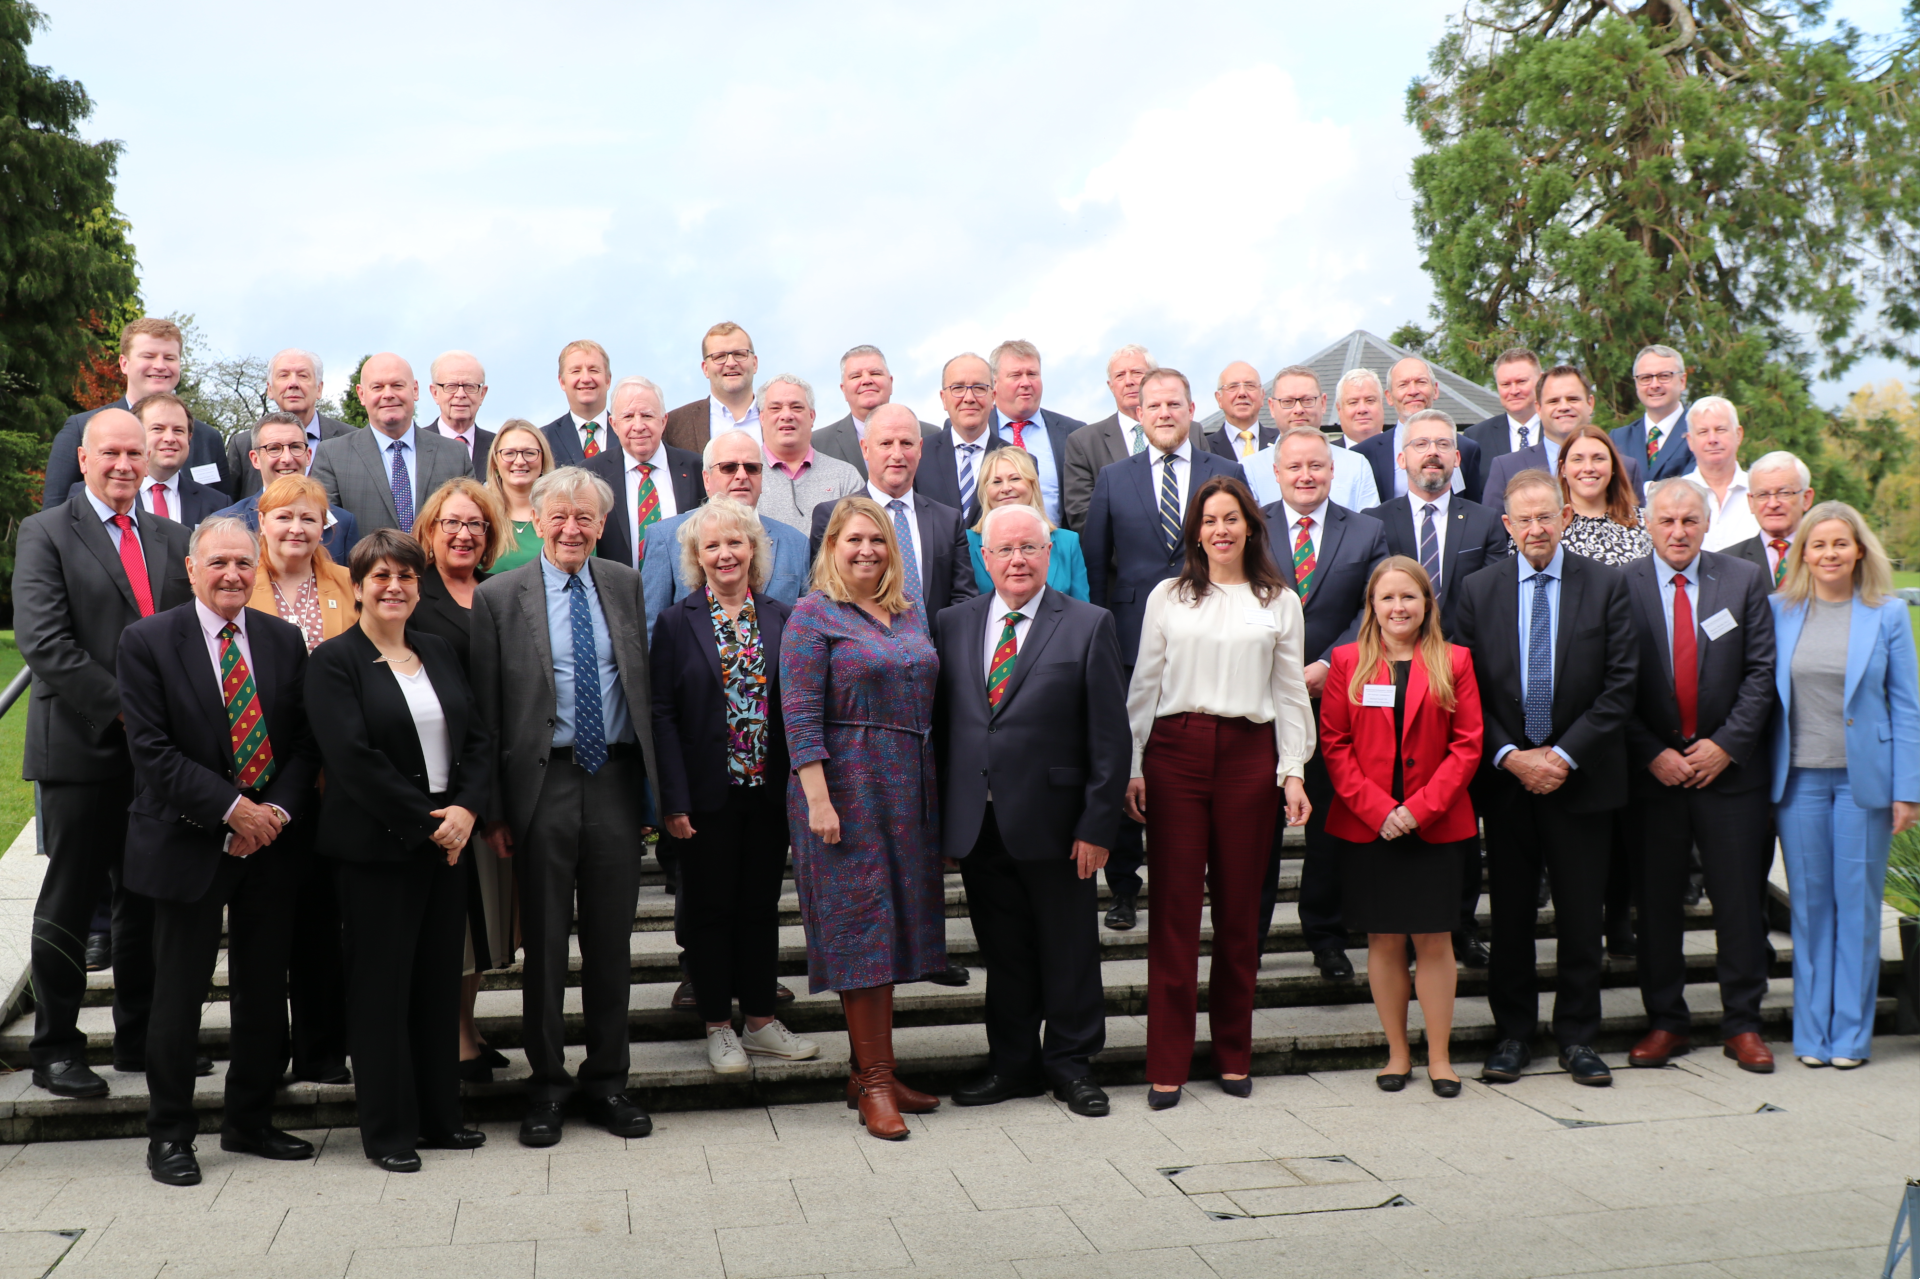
[780,594,945,993]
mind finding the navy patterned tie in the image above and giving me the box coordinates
[888,499,922,604]
[1158,453,1181,549]
[1524,571,1554,746]
[957,444,979,514]
[1517,424,1531,449]
[565,574,607,774]
[1419,502,1442,594]
[387,441,413,531]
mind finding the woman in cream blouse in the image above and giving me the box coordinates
[1125,475,1313,1109]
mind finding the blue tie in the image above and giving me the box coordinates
[565,574,607,774]
[387,441,413,531]
[1524,572,1554,746]
[1517,424,1531,449]
[1419,502,1442,595]
[888,499,922,604]
[1158,453,1181,549]
[957,444,979,514]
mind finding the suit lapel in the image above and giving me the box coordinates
[1694,561,1725,678]
[1402,651,1429,745]
[913,504,938,599]
[686,595,725,689]
[1632,563,1675,697]
[1127,451,1159,538]
[1845,596,1876,709]
[1653,409,1689,476]
[1439,504,1467,601]
[72,501,141,614]
[515,565,557,704]
[138,509,174,603]
[992,590,1062,717]
[592,566,643,711]
[1552,555,1580,679]
[1102,418,1130,469]
[175,608,230,752]
[1308,505,1350,603]
[359,430,402,527]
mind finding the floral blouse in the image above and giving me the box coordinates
[707,586,769,784]
[271,576,325,653]
[1507,511,1650,568]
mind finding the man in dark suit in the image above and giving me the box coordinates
[1362,410,1510,963]
[807,404,977,622]
[1258,427,1390,978]
[1353,357,1486,505]
[44,317,233,508]
[311,353,473,533]
[541,339,613,467]
[985,340,1085,527]
[1082,369,1246,925]
[814,344,938,477]
[1483,365,1647,515]
[1061,344,1168,532]
[225,350,354,498]
[471,466,660,1148]
[209,413,361,563]
[587,376,703,570]
[14,409,194,1099]
[1720,450,1814,589]
[935,504,1129,1117]
[117,517,322,1185]
[1622,480,1779,1073]
[1208,361,1277,464]
[916,352,1002,522]
[1610,343,1697,484]
[425,350,495,483]
[66,393,229,527]
[1455,470,1638,1088]
[663,322,760,455]
[1462,347,1543,497]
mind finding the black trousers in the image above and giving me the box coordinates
[147,842,297,1143]
[286,832,348,1081]
[1103,818,1144,901]
[680,783,787,1023]
[518,753,644,1104]
[336,852,466,1157]
[1631,783,1773,1036]
[1263,744,1343,954]
[958,811,1106,1088]
[30,776,153,1069]
[1485,786,1613,1048]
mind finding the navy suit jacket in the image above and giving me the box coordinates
[648,589,791,816]
[541,411,607,469]
[1081,447,1248,663]
[807,491,978,621]
[1260,500,1389,666]
[70,474,228,528]
[1354,428,1487,506]
[916,425,1003,524]
[44,398,234,509]
[585,445,704,571]
[1362,495,1511,640]
[1612,407,1697,487]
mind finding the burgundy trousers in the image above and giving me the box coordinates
[1143,713,1283,1085]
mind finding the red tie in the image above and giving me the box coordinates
[1009,419,1030,448]
[1672,573,1697,740]
[1769,539,1790,587]
[112,514,155,617]
[149,484,169,521]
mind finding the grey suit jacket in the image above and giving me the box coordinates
[310,425,474,533]
[811,413,939,479]
[1721,533,1776,584]
[225,413,354,498]
[1060,413,1205,533]
[466,557,660,846]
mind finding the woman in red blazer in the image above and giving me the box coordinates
[1321,556,1482,1097]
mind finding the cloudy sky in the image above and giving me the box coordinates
[29,0,1914,427]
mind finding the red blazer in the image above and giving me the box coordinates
[1320,642,1482,844]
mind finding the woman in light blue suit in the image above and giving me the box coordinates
[1768,501,1920,1068]
[962,447,1090,600]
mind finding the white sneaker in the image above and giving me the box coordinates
[739,1019,819,1061]
[706,1026,750,1074]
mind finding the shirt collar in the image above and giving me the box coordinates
[626,446,661,473]
[765,443,813,476]
[147,471,181,493]
[195,598,245,641]
[570,410,605,431]
[948,423,991,450]
[1286,497,1330,528]
[1654,553,1701,588]
[993,585,1046,619]
[1153,436,1193,466]
[84,488,130,524]
[868,482,915,512]
[436,417,473,442]
[1650,404,1686,434]
[1409,489,1451,518]
[539,551,593,588]
[1508,412,1540,433]
[1517,544,1567,583]
[375,424,417,454]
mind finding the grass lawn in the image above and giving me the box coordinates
[1897,572,1920,650]
[0,634,27,852]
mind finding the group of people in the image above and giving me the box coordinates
[15,316,1914,1185]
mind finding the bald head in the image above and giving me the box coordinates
[1215,361,1264,430]
[862,403,924,498]
[355,352,419,439]
[78,408,148,512]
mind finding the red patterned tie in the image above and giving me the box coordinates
[633,463,659,564]
[220,623,276,788]
[1672,574,1697,740]
[583,422,600,458]
[1009,419,1030,449]
[149,484,169,521]
[986,612,1023,708]
[112,514,155,617]
[1769,539,1790,587]
[1291,517,1316,597]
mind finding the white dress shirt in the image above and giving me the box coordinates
[1281,497,1330,567]
[982,586,1043,687]
[142,472,183,521]
[1507,413,1542,452]
[1388,421,1468,497]
[1407,489,1452,571]
[1700,466,1758,552]
[868,482,923,578]
[570,410,610,457]
[709,397,762,443]
[1149,437,1194,522]
[626,448,681,567]
[1647,403,1685,446]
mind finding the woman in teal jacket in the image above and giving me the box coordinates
[963,447,1089,601]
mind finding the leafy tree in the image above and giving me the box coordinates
[1838,381,1920,565]
[1405,0,1920,488]
[338,355,370,428]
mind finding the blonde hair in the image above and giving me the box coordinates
[1346,557,1456,712]
[676,496,772,592]
[556,339,609,375]
[257,474,336,574]
[485,421,554,558]
[1776,500,1893,608]
[811,496,911,617]
[969,446,1056,534]
[414,477,508,571]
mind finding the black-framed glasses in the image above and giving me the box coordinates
[703,348,755,365]
[944,383,992,399]
[1634,370,1679,385]
[1271,395,1322,410]
[435,518,489,536]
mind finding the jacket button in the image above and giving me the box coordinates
[537,758,546,767]
[988,726,996,734]
[980,770,987,777]
[1406,758,1416,769]
[1846,718,1853,726]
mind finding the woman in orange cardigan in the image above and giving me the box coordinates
[1320,557,1482,1097]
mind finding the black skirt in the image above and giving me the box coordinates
[1337,833,1471,935]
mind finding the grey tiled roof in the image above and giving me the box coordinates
[1197,329,1504,433]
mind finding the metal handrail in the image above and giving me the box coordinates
[0,667,29,719]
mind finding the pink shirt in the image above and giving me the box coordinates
[766,444,816,481]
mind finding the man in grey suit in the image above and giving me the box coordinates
[1482,365,1646,516]
[813,344,937,477]
[311,353,473,533]
[225,350,353,498]
[1063,344,1206,532]
[470,467,660,1148]
[14,409,194,1098]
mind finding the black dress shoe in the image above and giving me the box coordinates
[84,931,111,972]
[1480,1038,1532,1083]
[420,1128,487,1150]
[32,1059,108,1099]
[670,981,699,1010]
[1606,931,1637,961]
[1559,1045,1613,1086]
[1055,1078,1110,1116]
[952,1073,1046,1107]
[372,1152,421,1173]
[457,1057,493,1084]
[1537,871,1551,909]
[291,1065,353,1086]
[478,1045,511,1069]
[112,1054,215,1077]
[1314,950,1355,981]
[1453,932,1491,968]
[220,1126,314,1160]
[582,1091,653,1138]
[1682,878,1704,907]
[520,1101,565,1147]
[1375,1070,1411,1092]
[1103,894,1138,931]
[1431,1076,1462,1098]
[147,1140,200,1186]
[775,983,795,1004]
[925,965,970,987]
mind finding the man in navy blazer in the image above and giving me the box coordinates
[986,340,1085,526]
[1483,365,1647,514]
[117,517,321,1184]
[1610,344,1697,485]
[916,353,1004,524]
[209,413,361,562]
[1206,361,1278,464]
[1353,357,1486,505]
[1461,347,1545,495]
[588,376,704,571]
[934,504,1129,1117]
[541,339,614,467]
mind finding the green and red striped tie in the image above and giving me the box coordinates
[220,623,275,789]
[1292,516,1316,597]
[986,611,1024,709]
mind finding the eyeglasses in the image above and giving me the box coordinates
[365,570,418,584]
[711,461,762,476]
[1749,487,1805,503]
[703,348,755,365]
[1404,438,1455,453]
[496,448,543,462]
[944,383,992,399]
[1507,515,1560,530]
[1633,370,1680,386]
[435,518,489,536]
[432,382,484,396]
[983,543,1050,559]
[255,443,309,458]
[1271,395,1321,410]
[1219,381,1262,394]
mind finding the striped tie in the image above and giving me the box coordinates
[219,623,276,789]
[986,611,1024,709]
[958,443,979,513]
[1770,539,1790,587]
[888,500,922,604]
[1157,453,1181,549]
[1524,572,1555,745]
[1418,502,1442,594]
[1292,516,1316,597]
[634,462,660,563]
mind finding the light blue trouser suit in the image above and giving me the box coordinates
[1775,767,1892,1060]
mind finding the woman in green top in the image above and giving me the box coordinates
[484,420,555,572]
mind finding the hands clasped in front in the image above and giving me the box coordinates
[1502,746,1570,795]
[224,797,285,859]
[1647,740,1733,789]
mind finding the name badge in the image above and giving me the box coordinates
[326,599,338,609]
[189,463,221,485]
[1362,684,1397,708]
[1701,608,1737,641]
[1244,608,1276,630]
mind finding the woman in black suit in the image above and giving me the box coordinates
[306,528,492,1171]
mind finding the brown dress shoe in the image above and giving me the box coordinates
[1721,1032,1775,1073]
[1628,1029,1690,1067]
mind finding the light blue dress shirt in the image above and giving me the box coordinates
[1495,544,1577,770]
[1001,411,1062,526]
[84,489,140,553]
[539,554,633,748]
[1652,553,1701,650]
[378,423,422,509]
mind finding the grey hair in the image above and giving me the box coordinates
[989,339,1042,378]
[940,351,993,387]
[1747,449,1811,489]
[1107,343,1156,371]
[1688,395,1739,431]
[1647,477,1712,522]
[1632,343,1686,373]
[701,428,764,469]
[979,501,1048,548]
[1401,408,1457,441]
[429,349,487,384]
[676,496,772,593]
[1275,425,1333,458]
[269,348,324,385]
[1335,367,1383,400]
[611,375,666,412]
[530,465,615,519]
[251,411,307,447]
[755,374,815,413]
[838,345,888,374]
[189,515,260,560]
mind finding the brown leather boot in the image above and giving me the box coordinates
[845,1043,940,1113]
[840,987,909,1140]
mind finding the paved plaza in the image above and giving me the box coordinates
[0,1036,1908,1279]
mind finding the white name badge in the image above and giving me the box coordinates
[1244,608,1276,630]
[1362,684,1398,708]
[1701,608,1737,641]
[189,463,221,485]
